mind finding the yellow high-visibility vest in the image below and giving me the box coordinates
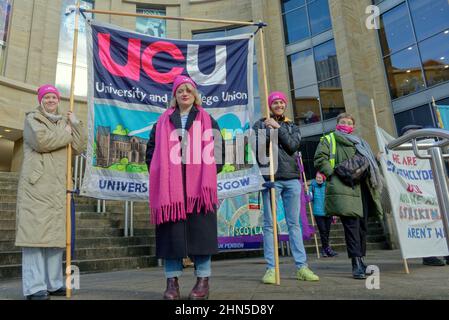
[321,132,336,169]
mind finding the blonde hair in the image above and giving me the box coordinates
[169,83,202,108]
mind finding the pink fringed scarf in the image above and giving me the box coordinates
[149,106,218,225]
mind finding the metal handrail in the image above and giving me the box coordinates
[387,128,449,150]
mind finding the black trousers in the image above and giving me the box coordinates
[315,216,332,249]
[340,183,370,258]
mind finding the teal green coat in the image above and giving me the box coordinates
[313,132,383,219]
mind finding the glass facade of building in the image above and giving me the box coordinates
[55,0,94,96]
[136,6,166,38]
[0,0,12,75]
[281,0,341,178]
[377,0,449,134]
[282,0,344,129]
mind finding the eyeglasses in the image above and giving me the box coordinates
[338,119,354,126]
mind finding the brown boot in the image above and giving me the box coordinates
[163,277,180,300]
[188,277,209,300]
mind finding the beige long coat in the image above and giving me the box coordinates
[15,107,86,248]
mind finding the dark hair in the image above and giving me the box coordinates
[336,113,355,125]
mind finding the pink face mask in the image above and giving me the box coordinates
[336,124,354,134]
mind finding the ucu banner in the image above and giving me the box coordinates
[91,22,250,108]
[82,20,264,203]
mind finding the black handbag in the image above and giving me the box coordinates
[334,152,370,188]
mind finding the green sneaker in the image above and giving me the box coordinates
[296,266,319,281]
[262,268,276,284]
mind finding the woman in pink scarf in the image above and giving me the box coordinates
[146,75,224,300]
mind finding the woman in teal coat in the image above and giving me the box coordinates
[314,113,383,279]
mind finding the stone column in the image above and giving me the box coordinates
[252,0,292,119]
[329,0,396,150]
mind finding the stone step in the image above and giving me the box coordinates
[0,210,14,219]
[0,195,18,203]
[0,203,16,211]
[303,234,386,246]
[0,236,153,251]
[0,219,15,230]
[0,219,382,240]
[107,204,149,214]
[75,236,153,249]
[0,218,121,231]
[0,224,383,243]
[0,256,157,280]
[0,228,128,241]
[306,222,383,233]
[0,172,19,177]
[75,219,120,229]
[0,176,19,183]
[0,241,15,251]
[319,227,385,237]
[76,227,125,238]
[73,255,157,274]
[0,201,96,212]
[0,230,15,241]
[0,244,155,265]
[75,227,153,238]
[0,210,148,221]
[115,220,152,229]
[0,188,18,195]
[310,241,388,253]
[131,228,154,236]
[71,197,106,205]
[0,222,154,239]
[0,182,18,189]
[74,245,155,261]
[0,202,97,212]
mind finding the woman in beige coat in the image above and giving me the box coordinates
[15,84,86,300]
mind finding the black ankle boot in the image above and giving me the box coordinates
[351,257,366,280]
[361,257,373,275]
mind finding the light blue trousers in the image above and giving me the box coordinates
[22,247,64,296]
[165,255,212,278]
[262,179,308,269]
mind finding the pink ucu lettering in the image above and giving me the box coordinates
[98,32,227,85]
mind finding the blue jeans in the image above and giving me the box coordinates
[262,179,307,269]
[165,255,211,278]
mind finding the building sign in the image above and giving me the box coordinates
[136,8,166,38]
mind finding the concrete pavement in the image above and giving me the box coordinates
[1,249,449,300]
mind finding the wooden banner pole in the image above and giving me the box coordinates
[258,25,281,286]
[299,156,321,258]
[82,9,256,26]
[432,96,445,129]
[403,259,410,274]
[371,99,379,128]
[66,0,80,299]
